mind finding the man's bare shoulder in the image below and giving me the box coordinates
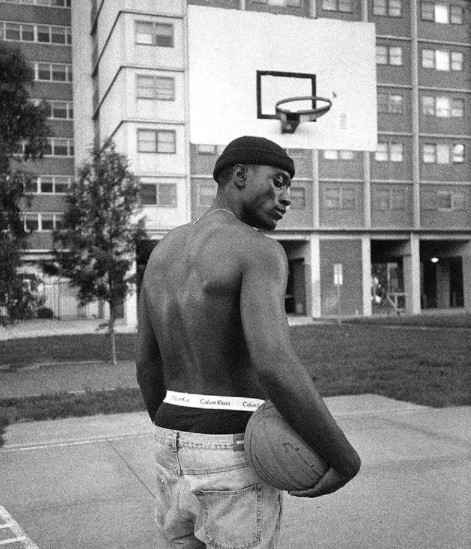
[229,225,287,272]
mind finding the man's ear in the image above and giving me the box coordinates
[233,164,247,188]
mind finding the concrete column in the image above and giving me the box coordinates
[362,236,372,316]
[461,243,471,312]
[403,234,421,314]
[124,261,138,329]
[410,0,421,228]
[309,235,321,317]
[312,149,319,229]
[436,262,450,309]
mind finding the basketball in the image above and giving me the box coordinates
[245,400,328,492]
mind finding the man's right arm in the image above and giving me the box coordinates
[136,285,166,421]
[240,238,360,495]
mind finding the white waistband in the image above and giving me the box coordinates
[164,391,265,412]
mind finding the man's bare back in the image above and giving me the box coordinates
[141,210,273,400]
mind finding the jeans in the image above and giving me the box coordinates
[153,425,283,548]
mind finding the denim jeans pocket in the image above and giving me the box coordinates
[193,483,262,549]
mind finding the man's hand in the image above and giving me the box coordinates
[289,467,351,498]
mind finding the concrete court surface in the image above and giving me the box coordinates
[0,395,469,549]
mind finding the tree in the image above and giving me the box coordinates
[0,43,51,324]
[52,139,146,366]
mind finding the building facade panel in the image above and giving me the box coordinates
[370,135,413,181]
[123,13,185,69]
[316,0,362,21]
[131,122,187,175]
[376,38,412,85]
[0,4,70,25]
[276,180,314,229]
[246,0,311,17]
[420,184,471,228]
[418,42,470,89]
[418,90,471,135]
[418,137,471,182]
[319,238,363,316]
[377,86,413,133]
[368,0,411,36]
[318,181,365,228]
[416,0,471,43]
[133,69,186,123]
[318,149,363,180]
[370,182,414,228]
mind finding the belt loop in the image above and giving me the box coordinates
[171,432,179,454]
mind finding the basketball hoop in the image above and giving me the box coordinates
[275,96,332,134]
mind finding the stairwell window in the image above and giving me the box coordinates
[373,0,402,17]
[137,129,176,153]
[140,181,177,207]
[322,0,353,12]
[137,75,175,100]
[135,21,174,48]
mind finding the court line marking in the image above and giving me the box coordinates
[0,432,152,453]
[0,506,39,548]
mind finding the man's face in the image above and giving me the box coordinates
[242,165,292,231]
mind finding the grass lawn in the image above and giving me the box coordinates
[0,313,470,446]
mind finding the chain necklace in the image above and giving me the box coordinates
[194,208,237,224]
[205,208,236,218]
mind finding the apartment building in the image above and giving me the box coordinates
[0,0,91,317]
[3,0,471,323]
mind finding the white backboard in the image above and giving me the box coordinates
[188,6,377,150]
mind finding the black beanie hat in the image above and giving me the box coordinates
[213,136,295,182]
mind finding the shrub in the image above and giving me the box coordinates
[37,307,54,319]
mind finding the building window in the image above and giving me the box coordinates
[421,96,464,118]
[0,0,71,6]
[290,187,306,209]
[197,145,219,155]
[0,21,71,44]
[252,0,302,5]
[421,49,463,71]
[140,182,177,207]
[41,100,74,120]
[33,62,73,82]
[322,0,353,12]
[373,188,406,210]
[373,0,402,17]
[135,21,174,48]
[423,190,467,211]
[137,129,176,153]
[44,138,74,157]
[324,186,357,210]
[323,150,356,160]
[376,45,403,66]
[378,92,404,114]
[22,213,63,232]
[375,142,404,162]
[422,143,465,164]
[197,183,217,207]
[136,75,175,100]
[421,2,463,24]
[25,175,71,194]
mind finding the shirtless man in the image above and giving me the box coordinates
[136,136,360,548]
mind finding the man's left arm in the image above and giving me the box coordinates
[136,288,166,421]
